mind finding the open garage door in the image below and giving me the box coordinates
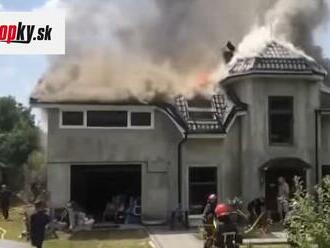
[71,164,141,222]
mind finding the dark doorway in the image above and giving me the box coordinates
[71,164,141,221]
[322,165,330,178]
[263,158,309,221]
[189,167,217,215]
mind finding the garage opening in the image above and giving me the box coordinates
[71,164,141,223]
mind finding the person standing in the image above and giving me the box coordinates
[277,177,290,222]
[202,194,217,248]
[30,201,50,248]
[203,194,217,225]
[0,184,12,220]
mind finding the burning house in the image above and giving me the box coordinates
[30,40,330,222]
[29,0,330,223]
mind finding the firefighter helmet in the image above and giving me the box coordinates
[207,194,217,203]
[214,203,231,218]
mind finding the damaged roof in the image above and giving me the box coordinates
[228,41,327,78]
[163,89,247,134]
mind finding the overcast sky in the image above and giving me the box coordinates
[0,0,329,107]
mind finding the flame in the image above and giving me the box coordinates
[195,72,210,88]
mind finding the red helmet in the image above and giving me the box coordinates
[207,194,217,203]
[214,204,231,218]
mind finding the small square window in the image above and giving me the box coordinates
[62,111,84,126]
[131,112,151,127]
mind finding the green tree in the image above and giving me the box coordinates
[0,96,39,170]
[27,150,46,172]
[286,176,330,248]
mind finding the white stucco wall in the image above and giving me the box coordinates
[47,163,70,208]
[181,119,242,210]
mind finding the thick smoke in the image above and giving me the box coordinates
[266,0,328,61]
[231,0,329,73]
[32,0,329,102]
[32,0,269,102]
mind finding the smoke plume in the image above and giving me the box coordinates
[233,0,329,62]
[32,0,329,102]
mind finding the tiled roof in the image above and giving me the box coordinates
[228,41,326,77]
[173,92,246,134]
[175,95,224,133]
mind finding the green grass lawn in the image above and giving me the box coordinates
[0,205,151,248]
[43,229,151,248]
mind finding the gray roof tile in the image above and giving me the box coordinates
[175,94,233,133]
[229,42,326,77]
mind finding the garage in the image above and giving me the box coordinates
[71,164,142,222]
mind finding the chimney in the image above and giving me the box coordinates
[222,41,236,63]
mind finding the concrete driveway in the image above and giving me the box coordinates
[148,226,289,248]
[148,227,202,248]
[0,240,30,248]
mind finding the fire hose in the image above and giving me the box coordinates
[243,212,265,234]
[234,209,268,234]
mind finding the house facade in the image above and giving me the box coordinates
[31,41,330,222]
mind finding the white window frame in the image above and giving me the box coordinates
[59,106,154,130]
[59,110,85,129]
[128,110,155,129]
[268,96,294,146]
[187,100,217,121]
[86,110,129,129]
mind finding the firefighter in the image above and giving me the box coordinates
[0,184,12,220]
[30,201,50,248]
[203,194,217,222]
[247,197,265,224]
[214,203,240,248]
[202,194,217,248]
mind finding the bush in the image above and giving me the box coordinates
[285,176,330,248]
